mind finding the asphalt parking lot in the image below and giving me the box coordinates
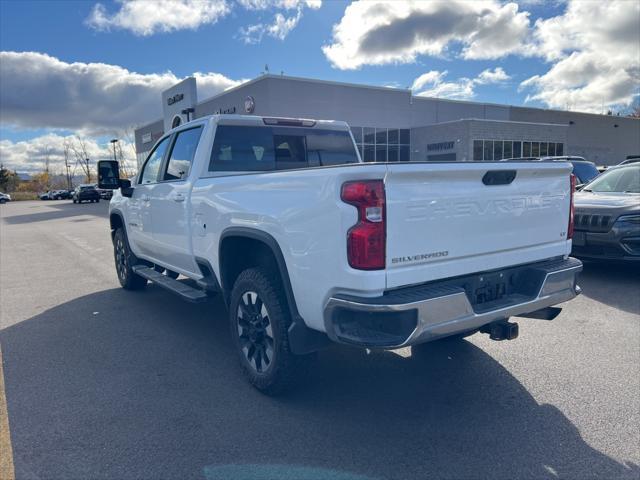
[1,200,639,480]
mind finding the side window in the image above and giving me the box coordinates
[164,126,203,181]
[140,136,170,184]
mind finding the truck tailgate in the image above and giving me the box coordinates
[384,162,572,289]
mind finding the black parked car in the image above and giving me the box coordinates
[72,185,100,203]
[51,189,72,200]
[542,156,600,186]
[572,164,640,262]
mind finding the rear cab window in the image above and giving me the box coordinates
[209,125,359,172]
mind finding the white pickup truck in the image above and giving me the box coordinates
[98,114,582,393]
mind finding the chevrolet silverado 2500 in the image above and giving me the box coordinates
[98,114,582,394]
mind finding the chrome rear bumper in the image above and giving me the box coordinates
[324,257,582,348]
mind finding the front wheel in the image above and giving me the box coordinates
[113,228,147,290]
[229,268,311,395]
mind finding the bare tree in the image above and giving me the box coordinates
[69,136,92,183]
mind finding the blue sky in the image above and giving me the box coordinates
[0,0,638,172]
[1,0,558,103]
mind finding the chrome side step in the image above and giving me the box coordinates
[132,265,208,303]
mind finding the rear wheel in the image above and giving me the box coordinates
[229,268,311,395]
[113,228,147,290]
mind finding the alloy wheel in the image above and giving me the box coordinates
[115,236,128,281]
[236,291,274,373]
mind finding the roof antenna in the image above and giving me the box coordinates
[264,64,269,74]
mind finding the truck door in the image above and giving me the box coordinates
[128,136,170,259]
[148,125,204,276]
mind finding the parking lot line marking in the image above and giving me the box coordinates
[0,346,15,480]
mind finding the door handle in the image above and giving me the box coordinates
[173,193,185,202]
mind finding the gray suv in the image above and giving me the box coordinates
[572,164,640,261]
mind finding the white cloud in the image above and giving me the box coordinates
[237,0,320,10]
[0,133,137,175]
[520,0,640,113]
[86,0,230,36]
[239,9,302,43]
[475,67,511,85]
[322,0,530,70]
[0,51,243,134]
[412,68,511,100]
[86,0,321,41]
[238,0,320,43]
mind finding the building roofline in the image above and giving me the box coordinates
[422,118,570,128]
[196,73,411,108]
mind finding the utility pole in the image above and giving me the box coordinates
[85,158,91,183]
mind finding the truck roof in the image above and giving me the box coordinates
[173,114,351,133]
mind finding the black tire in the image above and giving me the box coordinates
[0,199,5,204]
[229,268,311,395]
[113,228,147,290]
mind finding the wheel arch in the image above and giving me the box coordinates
[219,227,329,354]
[109,210,125,241]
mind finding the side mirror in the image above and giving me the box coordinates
[98,160,120,189]
[120,178,134,198]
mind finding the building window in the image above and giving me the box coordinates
[351,125,410,162]
[388,145,399,162]
[398,145,408,162]
[363,127,375,144]
[513,141,521,158]
[473,140,483,160]
[363,144,375,162]
[493,141,503,160]
[531,142,540,157]
[503,141,512,159]
[472,139,562,161]
[484,140,494,161]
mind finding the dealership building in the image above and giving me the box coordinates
[135,74,639,167]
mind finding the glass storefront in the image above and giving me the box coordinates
[473,140,564,161]
[350,126,411,162]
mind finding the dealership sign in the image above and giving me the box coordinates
[427,141,455,151]
[167,93,184,106]
[215,106,237,114]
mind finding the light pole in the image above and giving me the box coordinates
[65,163,72,190]
[86,158,91,183]
[110,138,118,162]
[181,107,195,122]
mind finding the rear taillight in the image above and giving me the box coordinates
[341,180,386,270]
[568,173,576,239]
